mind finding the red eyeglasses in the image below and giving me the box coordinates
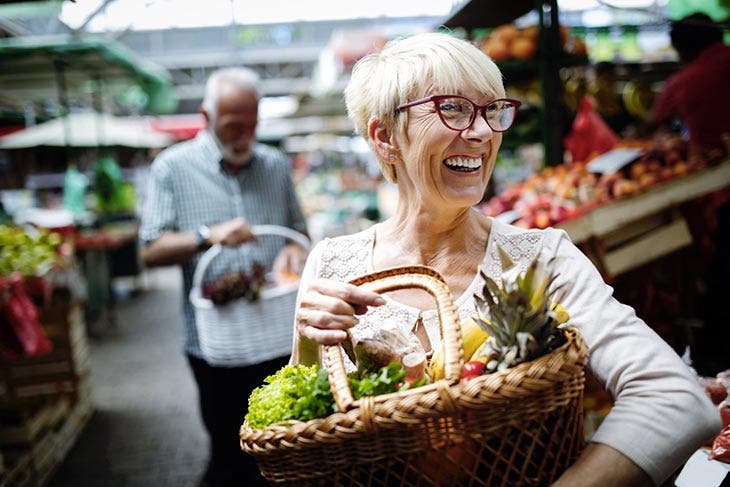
[396,95,521,132]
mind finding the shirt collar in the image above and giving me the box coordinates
[195,129,256,174]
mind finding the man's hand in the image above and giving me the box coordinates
[208,217,256,247]
[272,243,307,279]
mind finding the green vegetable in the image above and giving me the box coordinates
[246,362,429,429]
[348,361,428,399]
[246,364,335,428]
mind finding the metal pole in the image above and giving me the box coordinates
[53,58,72,164]
[537,0,565,166]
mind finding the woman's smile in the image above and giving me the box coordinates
[443,155,483,173]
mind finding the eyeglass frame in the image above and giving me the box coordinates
[395,95,522,132]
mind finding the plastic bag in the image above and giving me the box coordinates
[710,425,730,463]
[564,95,620,163]
[348,318,426,377]
[0,273,53,359]
[62,164,89,216]
[94,156,131,213]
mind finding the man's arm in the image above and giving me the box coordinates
[552,442,653,487]
[141,217,256,267]
[141,230,201,267]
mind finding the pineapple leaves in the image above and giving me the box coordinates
[472,245,568,373]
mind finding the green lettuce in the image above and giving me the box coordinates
[246,364,335,428]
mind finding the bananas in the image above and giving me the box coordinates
[622,80,655,121]
[428,316,489,381]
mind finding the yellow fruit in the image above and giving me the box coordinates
[468,343,491,364]
[551,302,570,324]
[428,316,489,381]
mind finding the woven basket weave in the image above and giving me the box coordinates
[240,265,588,486]
[190,225,310,367]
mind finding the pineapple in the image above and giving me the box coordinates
[472,245,567,373]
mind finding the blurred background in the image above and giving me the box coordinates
[0,0,728,485]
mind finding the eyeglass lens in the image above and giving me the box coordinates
[437,98,517,131]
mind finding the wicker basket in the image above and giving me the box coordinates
[189,225,310,367]
[240,265,588,486]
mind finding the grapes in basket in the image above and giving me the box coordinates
[202,262,266,305]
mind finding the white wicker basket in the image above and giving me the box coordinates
[189,225,310,367]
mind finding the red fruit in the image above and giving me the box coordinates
[703,378,728,405]
[461,361,485,382]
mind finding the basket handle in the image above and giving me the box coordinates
[190,225,310,308]
[322,265,463,412]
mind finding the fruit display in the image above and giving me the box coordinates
[202,263,266,305]
[478,23,587,62]
[698,370,730,463]
[622,80,657,121]
[0,225,66,360]
[479,135,708,229]
[0,225,66,278]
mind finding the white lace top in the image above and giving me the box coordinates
[290,218,720,485]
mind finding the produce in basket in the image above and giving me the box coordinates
[245,361,428,429]
[241,266,588,486]
[428,246,570,380]
[201,262,266,305]
[471,246,568,373]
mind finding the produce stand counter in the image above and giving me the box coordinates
[557,159,730,278]
[73,220,141,329]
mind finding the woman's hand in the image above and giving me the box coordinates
[296,279,386,345]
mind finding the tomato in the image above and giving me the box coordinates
[460,361,485,382]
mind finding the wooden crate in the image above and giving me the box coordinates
[0,450,32,487]
[0,300,91,407]
[558,160,730,278]
[34,390,93,486]
[0,384,93,487]
[0,396,70,447]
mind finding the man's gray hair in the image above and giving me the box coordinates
[201,67,260,120]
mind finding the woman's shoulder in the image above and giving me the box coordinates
[485,218,571,273]
[311,226,375,280]
[489,216,565,245]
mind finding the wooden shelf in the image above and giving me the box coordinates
[558,160,730,244]
[556,159,730,277]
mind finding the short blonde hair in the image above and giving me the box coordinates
[344,32,505,182]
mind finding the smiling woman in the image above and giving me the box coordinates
[288,31,720,486]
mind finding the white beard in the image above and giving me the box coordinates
[210,129,252,166]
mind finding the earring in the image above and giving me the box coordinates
[389,154,396,161]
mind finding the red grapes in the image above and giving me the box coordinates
[202,262,266,305]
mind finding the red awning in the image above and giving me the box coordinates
[147,114,206,141]
[0,125,24,137]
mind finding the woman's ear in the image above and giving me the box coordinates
[368,117,398,163]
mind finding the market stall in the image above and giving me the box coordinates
[0,225,93,485]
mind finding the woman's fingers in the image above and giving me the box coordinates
[295,279,385,345]
[306,279,386,311]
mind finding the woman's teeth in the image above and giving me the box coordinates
[444,157,482,172]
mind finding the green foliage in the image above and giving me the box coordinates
[348,361,428,399]
[246,362,429,429]
[246,364,335,429]
[0,225,62,277]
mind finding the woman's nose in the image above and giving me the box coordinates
[462,112,494,141]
